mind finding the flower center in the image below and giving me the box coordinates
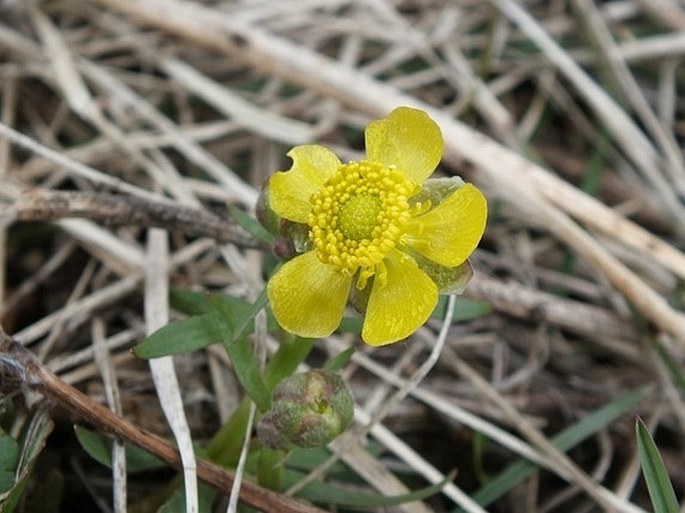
[338,194,382,241]
[308,160,416,287]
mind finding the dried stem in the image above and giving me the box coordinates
[2,189,263,249]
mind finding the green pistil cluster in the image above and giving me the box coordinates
[308,161,415,288]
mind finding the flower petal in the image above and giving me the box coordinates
[267,251,351,338]
[405,183,487,267]
[270,145,342,223]
[362,250,438,346]
[365,107,443,184]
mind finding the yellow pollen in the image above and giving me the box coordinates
[308,160,415,286]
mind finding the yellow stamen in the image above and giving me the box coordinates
[308,160,415,286]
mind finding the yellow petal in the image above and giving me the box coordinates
[365,107,443,184]
[406,183,487,267]
[267,251,351,338]
[362,250,438,346]
[270,145,342,223]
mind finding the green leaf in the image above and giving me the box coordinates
[74,426,110,467]
[169,288,211,315]
[456,388,647,512]
[289,468,455,508]
[324,347,356,372]
[229,205,275,244]
[433,296,492,322]
[231,288,268,341]
[0,407,53,513]
[209,294,271,412]
[134,314,221,358]
[257,448,286,491]
[157,483,216,513]
[636,418,679,513]
[136,291,260,359]
[75,426,165,473]
[0,433,18,493]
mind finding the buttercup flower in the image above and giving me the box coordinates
[265,107,487,346]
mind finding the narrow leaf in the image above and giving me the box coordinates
[75,426,164,473]
[232,288,268,341]
[229,205,275,244]
[158,483,216,513]
[289,469,455,508]
[0,407,53,513]
[324,347,356,372]
[636,418,679,513]
[209,295,271,412]
[457,388,647,511]
[0,434,18,493]
[133,314,221,359]
[169,288,211,315]
[432,296,492,322]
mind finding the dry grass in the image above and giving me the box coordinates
[1,0,685,512]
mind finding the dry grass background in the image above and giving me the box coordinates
[1,0,685,512]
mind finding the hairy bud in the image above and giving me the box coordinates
[257,370,354,450]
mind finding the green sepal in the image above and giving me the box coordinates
[418,257,474,294]
[410,176,466,208]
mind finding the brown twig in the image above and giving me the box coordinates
[2,189,265,249]
[0,326,325,513]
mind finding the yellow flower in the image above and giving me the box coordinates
[266,107,487,346]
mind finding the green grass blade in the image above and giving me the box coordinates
[636,418,679,513]
[455,387,647,511]
[288,468,455,509]
[324,347,356,372]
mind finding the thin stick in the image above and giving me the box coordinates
[0,121,163,203]
[4,189,262,249]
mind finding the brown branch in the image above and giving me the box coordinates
[0,326,325,513]
[3,189,265,249]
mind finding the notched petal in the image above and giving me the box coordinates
[270,145,342,223]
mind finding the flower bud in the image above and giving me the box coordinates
[255,183,280,236]
[257,370,354,450]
